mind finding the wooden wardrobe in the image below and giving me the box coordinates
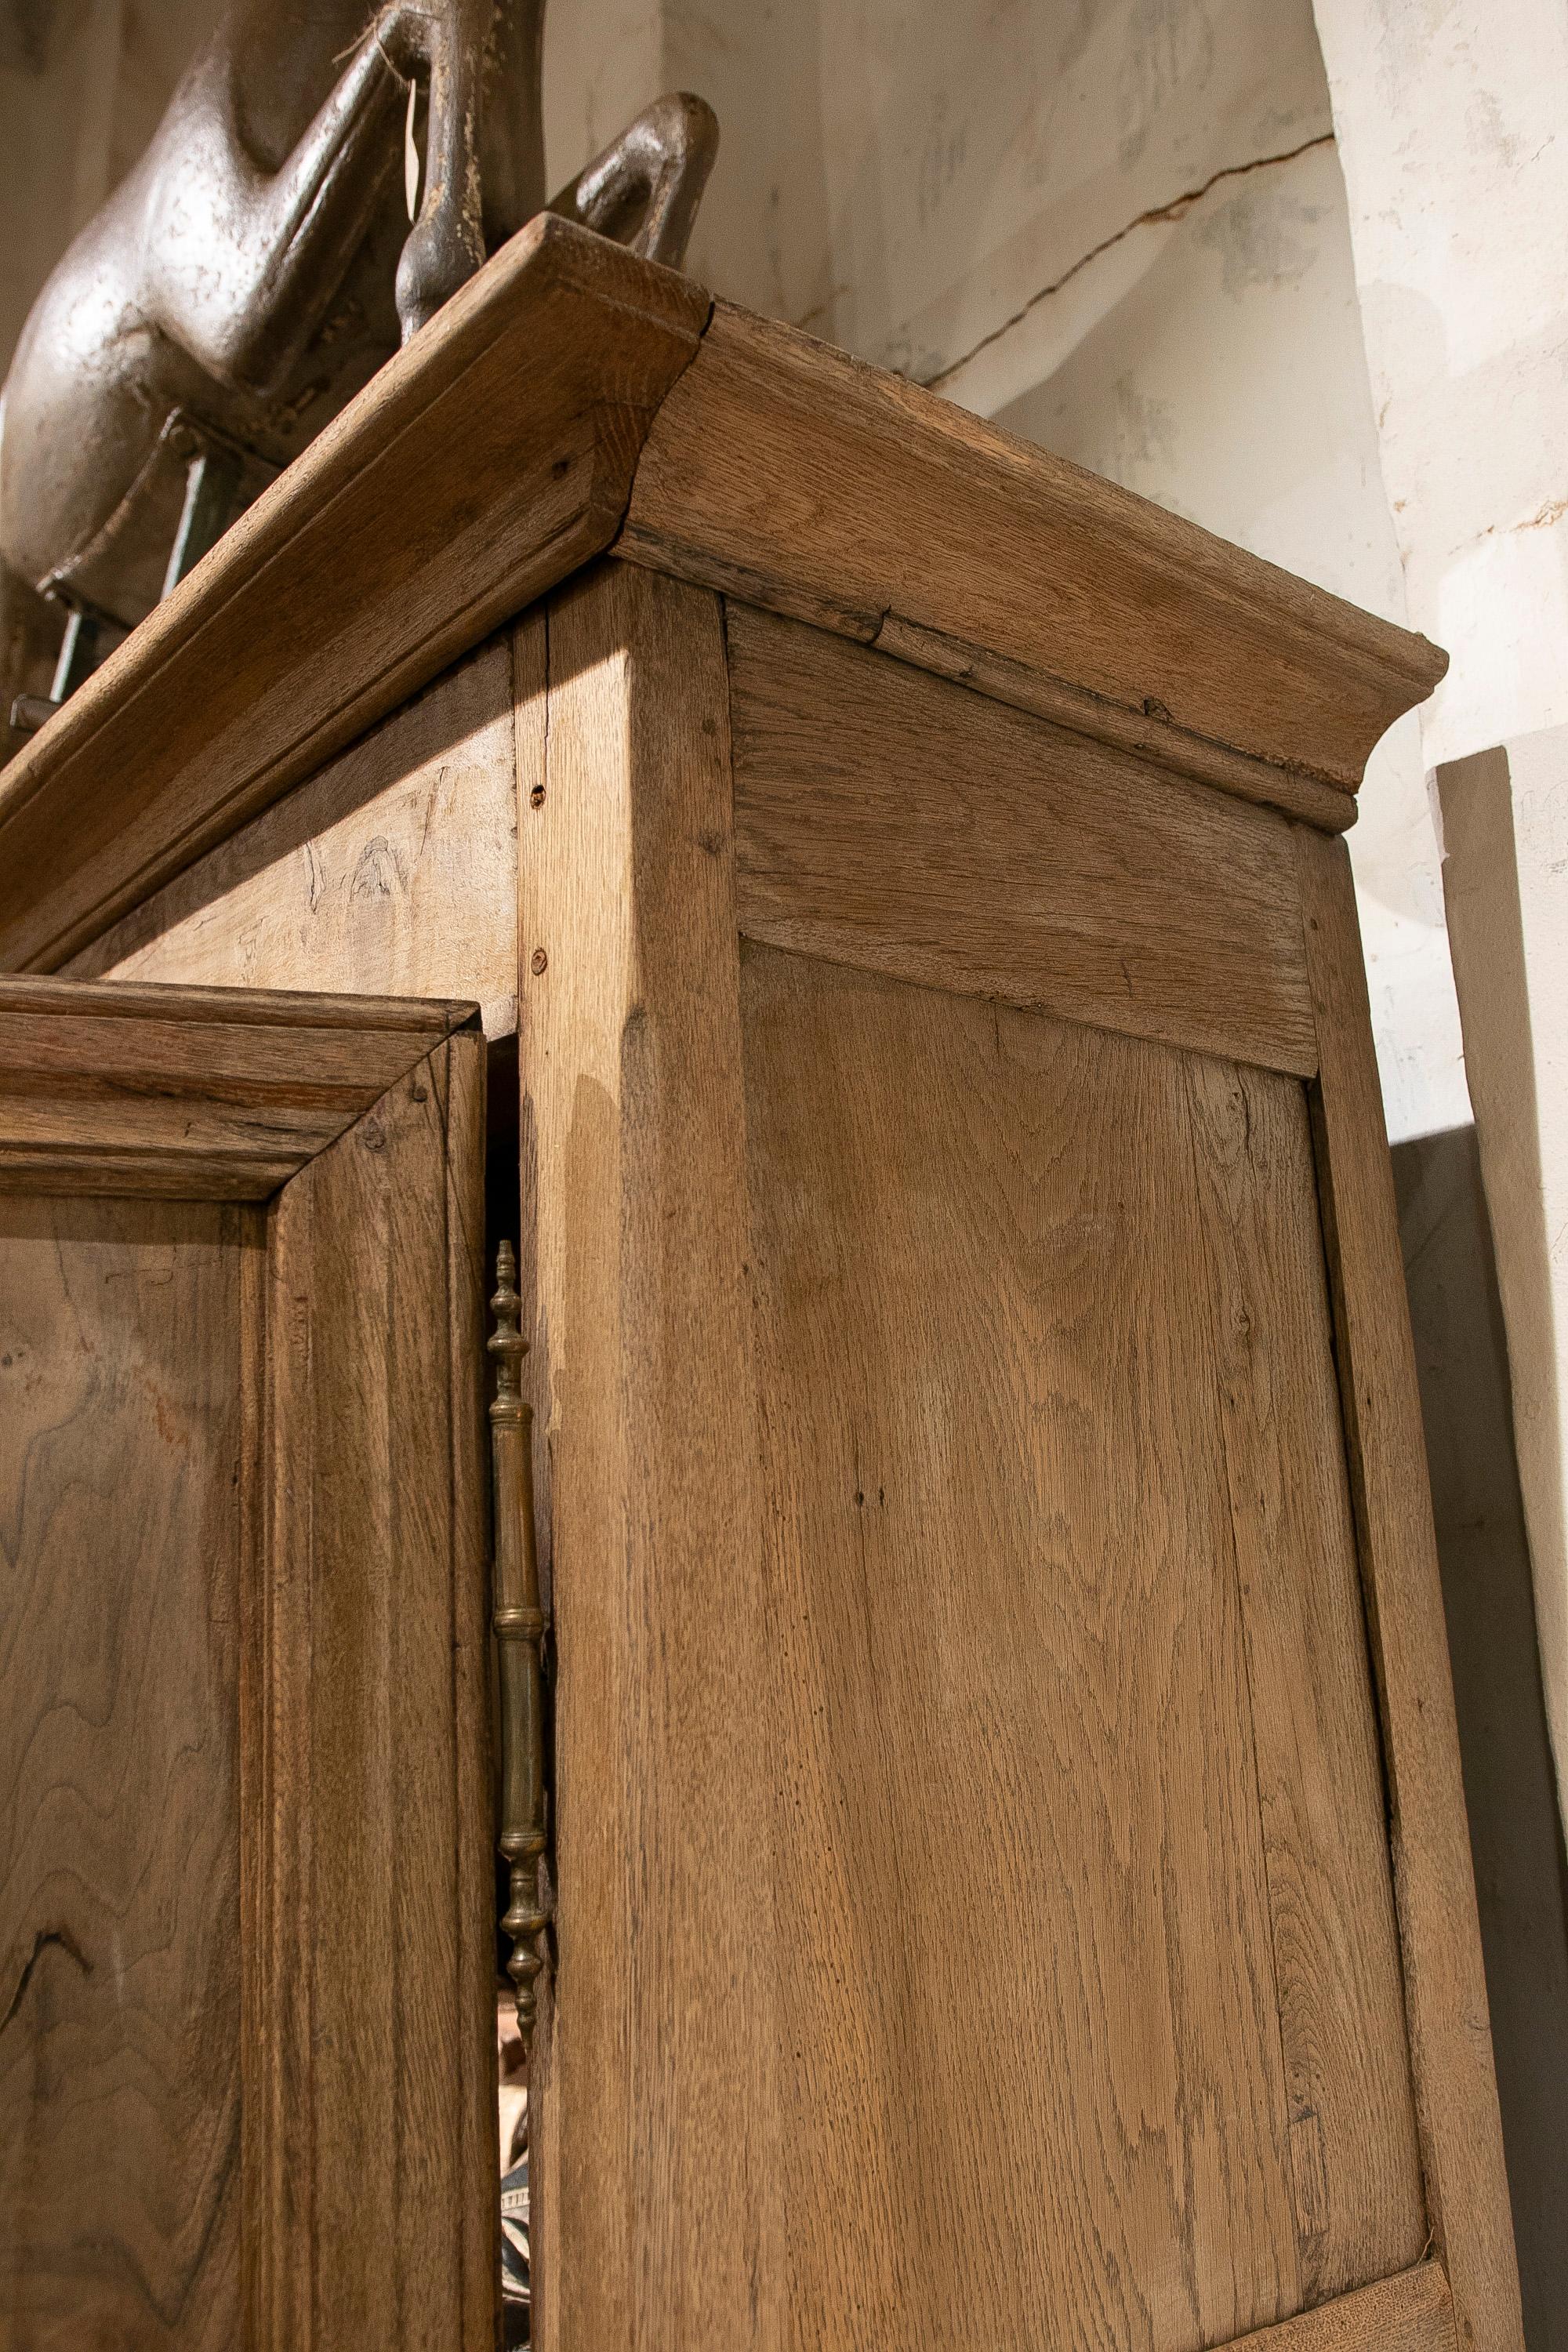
[0,217,1524,2352]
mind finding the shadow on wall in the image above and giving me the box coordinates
[1394,1124,1568,2351]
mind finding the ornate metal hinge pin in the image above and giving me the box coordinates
[489,1240,550,2054]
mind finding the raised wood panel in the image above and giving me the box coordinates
[1295,828,1524,2352]
[1185,1056,1425,2296]
[0,218,709,975]
[619,299,1444,798]
[521,562,784,2352]
[725,604,1318,1078]
[0,1197,247,2349]
[0,982,495,2350]
[69,631,529,1037]
[737,942,1424,2352]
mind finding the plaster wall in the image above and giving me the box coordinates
[543,0,1467,1142]
[1312,0,1568,1874]
[1312,0,1568,772]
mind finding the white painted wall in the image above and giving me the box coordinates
[1312,0,1568,772]
[543,0,1468,1143]
[1313,0,1568,1817]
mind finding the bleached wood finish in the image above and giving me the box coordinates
[619,299,1445,801]
[0,979,495,2350]
[249,1025,493,2352]
[0,218,708,975]
[1184,1054,1425,2300]
[870,610,1356,832]
[1294,827,1525,2352]
[739,942,1422,2349]
[1218,2264,1455,2352]
[727,603,1317,1076]
[0,973,475,1196]
[521,562,783,2352]
[70,631,530,1036]
[503,568,1519,2352]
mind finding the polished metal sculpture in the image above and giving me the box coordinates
[0,1,716,742]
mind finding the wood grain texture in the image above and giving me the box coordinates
[726,603,1318,1076]
[738,943,1423,2352]
[872,612,1356,833]
[0,975,479,1198]
[1294,827,1524,2352]
[247,1031,495,2352]
[1215,2263,1456,2352]
[69,631,525,1039]
[0,216,710,975]
[1184,1054,1425,2296]
[618,299,1445,798]
[521,562,783,2352]
[0,1197,248,2348]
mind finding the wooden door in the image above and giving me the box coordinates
[0,976,495,2351]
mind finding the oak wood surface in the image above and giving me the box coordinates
[0,974,478,1197]
[1294,828,1524,2352]
[1215,2263,1455,2352]
[619,298,1445,799]
[0,1196,247,2349]
[0,227,1452,986]
[69,632,526,1038]
[1184,1054,1425,2295]
[0,216,709,975]
[726,603,1318,1077]
[249,1030,495,2352]
[738,941,1423,2351]
[0,978,495,2347]
[521,562,784,2352]
[871,611,1356,832]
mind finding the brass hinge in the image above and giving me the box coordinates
[489,1240,550,2055]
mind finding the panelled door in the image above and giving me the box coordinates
[0,975,497,2351]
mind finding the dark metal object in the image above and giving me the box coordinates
[489,1238,550,2053]
[9,600,125,735]
[0,2,717,742]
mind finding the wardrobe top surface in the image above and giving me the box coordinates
[0,212,1442,974]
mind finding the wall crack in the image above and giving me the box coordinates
[920,129,1334,391]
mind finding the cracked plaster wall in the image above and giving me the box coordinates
[1312,2,1568,1900]
[543,0,1468,1145]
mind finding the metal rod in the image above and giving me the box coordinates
[489,1239,550,2053]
